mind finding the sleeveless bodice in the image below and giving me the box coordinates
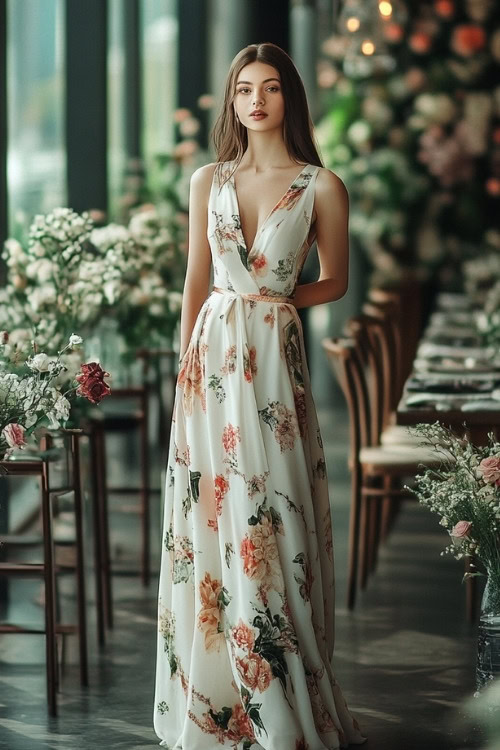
[208,161,320,298]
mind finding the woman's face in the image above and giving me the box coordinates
[233,61,285,132]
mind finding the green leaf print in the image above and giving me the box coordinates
[157,701,169,715]
[271,250,295,282]
[159,607,178,677]
[225,542,234,568]
[240,684,251,707]
[217,585,232,609]
[251,608,293,707]
[189,470,201,501]
[258,405,279,431]
[247,703,267,736]
[269,505,284,533]
[208,374,226,402]
[208,706,233,730]
[284,319,304,389]
[237,243,251,270]
[164,521,174,552]
[292,552,312,602]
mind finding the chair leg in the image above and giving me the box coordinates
[370,498,382,573]
[71,434,88,686]
[380,475,393,542]
[96,424,113,629]
[41,456,58,716]
[359,495,370,590]
[90,425,106,646]
[140,392,150,587]
[347,467,361,610]
[368,500,380,574]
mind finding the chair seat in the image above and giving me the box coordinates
[360,444,443,472]
[381,425,421,446]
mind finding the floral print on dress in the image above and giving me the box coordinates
[154,160,367,750]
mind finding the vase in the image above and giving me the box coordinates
[475,569,500,697]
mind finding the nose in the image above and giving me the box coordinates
[252,93,264,106]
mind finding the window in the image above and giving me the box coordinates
[141,0,178,171]
[7,0,65,237]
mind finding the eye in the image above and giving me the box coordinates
[236,85,280,94]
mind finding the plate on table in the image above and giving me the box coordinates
[406,392,495,407]
[406,377,497,394]
[414,357,499,375]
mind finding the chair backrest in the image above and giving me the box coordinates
[369,277,425,381]
[322,336,375,470]
[362,300,401,421]
[345,315,386,443]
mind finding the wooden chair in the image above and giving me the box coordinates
[97,348,177,587]
[0,431,88,715]
[322,335,442,609]
[368,278,424,386]
[345,314,423,543]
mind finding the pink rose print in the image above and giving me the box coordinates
[197,572,224,653]
[251,253,267,277]
[222,423,241,454]
[214,474,229,516]
[231,619,255,651]
[243,345,257,383]
[236,652,272,692]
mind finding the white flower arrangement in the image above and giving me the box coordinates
[407,422,500,585]
[1,204,186,360]
[0,332,111,460]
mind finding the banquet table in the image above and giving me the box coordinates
[395,293,499,621]
[396,294,500,443]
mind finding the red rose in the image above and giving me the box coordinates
[75,361,111,404]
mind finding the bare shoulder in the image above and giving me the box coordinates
[315,167,349,201]
[312,168,348,224]
[190,161,218,187]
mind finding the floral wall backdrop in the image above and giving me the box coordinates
[316,0,500,288]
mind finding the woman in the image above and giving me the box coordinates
[154,42,367,750]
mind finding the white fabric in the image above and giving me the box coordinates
[154,162,367,750]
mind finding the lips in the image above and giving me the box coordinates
[250,112,267,119]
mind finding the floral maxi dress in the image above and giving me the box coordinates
[154,161,367,750]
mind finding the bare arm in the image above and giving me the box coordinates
[178,163,216,359]
[293,168,350,309]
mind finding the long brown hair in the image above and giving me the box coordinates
[211,42,323,188]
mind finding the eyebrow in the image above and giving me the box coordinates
[236,78,281,85]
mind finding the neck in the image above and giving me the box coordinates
[240,129,293,171]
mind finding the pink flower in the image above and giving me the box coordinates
[231,619,255,651]
[2,423,26,450]
[479,457,500,486]
[222,423,241,454]
[450,521,472,538]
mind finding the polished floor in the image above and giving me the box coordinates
[0,404,491,750]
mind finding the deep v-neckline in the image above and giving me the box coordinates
[228,161,310,254]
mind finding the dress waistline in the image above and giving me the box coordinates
[212,286,295,305]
